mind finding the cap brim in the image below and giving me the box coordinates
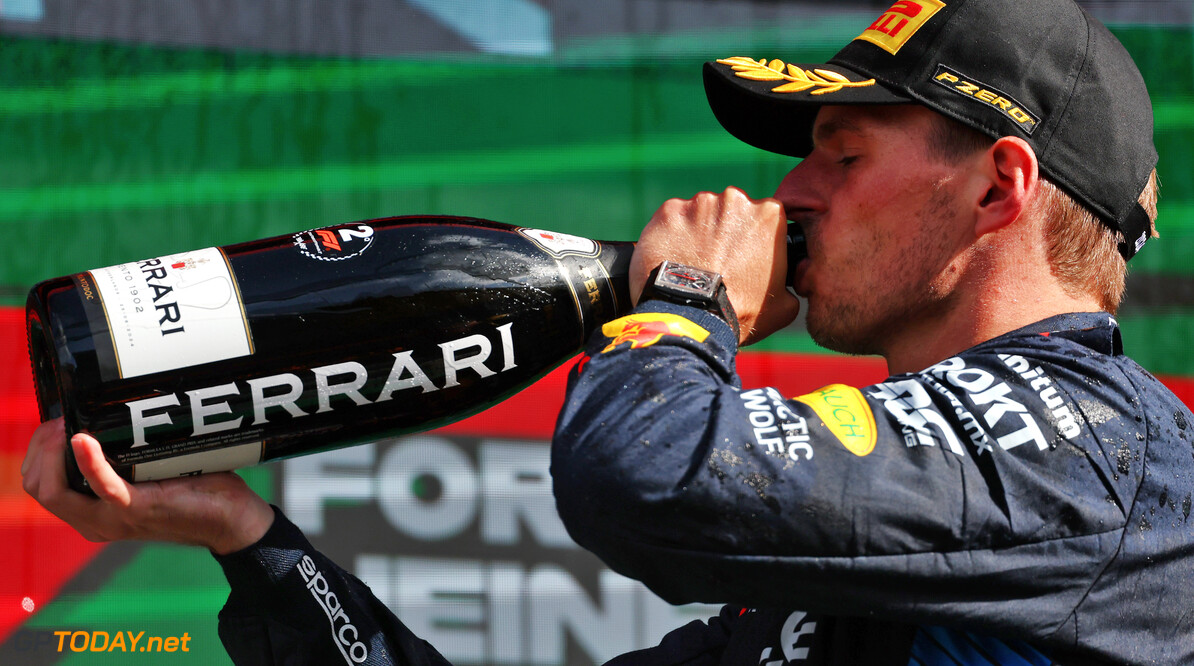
[703,59,910,158]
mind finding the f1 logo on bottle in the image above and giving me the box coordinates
[295,224,375,261]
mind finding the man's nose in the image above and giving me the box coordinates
[774,161,818,215]
[774,164,801,199]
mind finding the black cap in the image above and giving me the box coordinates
[704,0,1157,260]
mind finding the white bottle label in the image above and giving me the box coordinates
[131,441,263,482]
[89,247,253,378]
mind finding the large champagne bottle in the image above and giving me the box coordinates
[26,216,634,492]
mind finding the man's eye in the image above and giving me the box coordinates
[837,155,859,167]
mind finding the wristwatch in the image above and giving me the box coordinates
[641,260,740,340]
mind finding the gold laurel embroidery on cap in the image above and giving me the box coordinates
[716,57,876,95]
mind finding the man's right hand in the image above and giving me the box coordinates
[630,187,801,345]
[21,418,275,556]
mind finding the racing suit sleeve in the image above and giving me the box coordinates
[214,505,452,666]
[551,303,1137,641]
[602,605,735,666]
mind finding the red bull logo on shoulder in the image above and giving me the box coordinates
[600,313,710,353]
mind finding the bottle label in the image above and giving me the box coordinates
[130,441,264,482]
[88,247,254,379]
[293,223,376,261]
[518,228,600,258]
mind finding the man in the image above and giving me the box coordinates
[553,0,1191,663]
[22,0,1192,664]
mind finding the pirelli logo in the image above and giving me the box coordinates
[855,0,945,55]
[932,65,1040,134]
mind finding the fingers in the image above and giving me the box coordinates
[23,421,136,542]
[72,433,133,508]
[744,291,802,346]
[22,418,72,501]
[636,187,798,344]
[23,420,115,542]
[21,417,62,478]
[674,187,787,264]
[20,419,272,552]
[634,188,787,302]
[740,206,802,344]
[20,424,50,500]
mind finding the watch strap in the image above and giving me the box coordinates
[641,261,740,341]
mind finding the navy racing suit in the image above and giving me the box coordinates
[551,305,1194,665]
[211,307,1194,665]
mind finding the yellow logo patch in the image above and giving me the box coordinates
[600,313,710,354]
[854,0,946,55]
[794,384,877,456]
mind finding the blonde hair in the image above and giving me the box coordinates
[1034,170,1158,314]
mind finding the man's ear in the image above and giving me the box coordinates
[973,136,1039,238]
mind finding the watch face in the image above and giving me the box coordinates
[657,261,720,299]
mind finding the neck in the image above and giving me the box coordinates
[881,254,1103,375]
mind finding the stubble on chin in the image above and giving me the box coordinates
[804,186,960,358]
[805,297,886,357]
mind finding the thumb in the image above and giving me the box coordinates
[72,434,134,508]
[742,291,802,346]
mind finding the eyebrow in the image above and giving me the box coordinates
[812,115,867,146]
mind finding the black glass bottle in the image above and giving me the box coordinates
[26,216,633,492]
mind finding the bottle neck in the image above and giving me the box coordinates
[597,240,635,323]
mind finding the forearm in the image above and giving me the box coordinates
[215,506,452,666]
[552,306,1129,630]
